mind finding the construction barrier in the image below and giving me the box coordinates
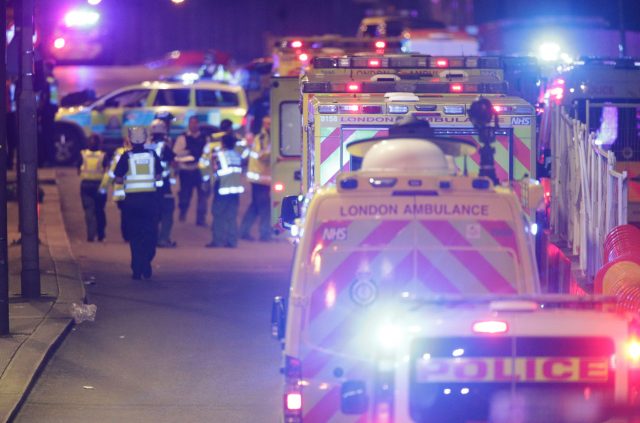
[594,224,640,312]
[548,103,629,284]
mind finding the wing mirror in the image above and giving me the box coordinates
[271,296,287,341]
[280,195,300,229]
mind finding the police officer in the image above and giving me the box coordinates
[173,116,211,226]
[240,116,272,241]
[78,134,108,242]
[114,127,163,280]
[147,119,178,248]
[206,134,245,248]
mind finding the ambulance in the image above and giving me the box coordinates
[271,54,538,227]
[271,134,640,423]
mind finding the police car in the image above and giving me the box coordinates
[271,133,640,422]
[53,80,248,165]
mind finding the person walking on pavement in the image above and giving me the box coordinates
[78,134,109,242]
[173,116,211,226]
[114,127,163,280]
[147,119,178,248]
[240,116,272,242]
[206,134,245,248]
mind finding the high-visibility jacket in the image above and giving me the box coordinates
[215,148,244,196]
[246,129,271,186]
[199,132,248,182]
[80,149,106,181]
[100,146,127,201]
[124,151,159,193]
[146,141,174,197]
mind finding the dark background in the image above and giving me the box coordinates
[33,0,640,64]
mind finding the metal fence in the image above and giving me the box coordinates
[549,104,628,283]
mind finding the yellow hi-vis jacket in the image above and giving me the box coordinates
[246,129,271,186]
[124,151,159,194]
[80,150,106,181]
[100,146,127,201]
[199,132,248,183]
[215,148,245,196]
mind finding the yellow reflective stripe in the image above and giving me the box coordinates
[218,186,245,195]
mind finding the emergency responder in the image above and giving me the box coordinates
[78,134,109,242]
[100,139,131,242]
[114,127,163,280]
[246,88,269,139]
[147,119,178,248]
[173,116,211,226]
[206,134,244,248]
[240,116,272,242]
[36,60,59,166]
[198,119,248,180]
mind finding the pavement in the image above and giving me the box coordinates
[0,168,85,422]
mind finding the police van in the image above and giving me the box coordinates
[272,134,640,423]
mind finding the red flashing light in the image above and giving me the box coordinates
[286,392,302,411]
[472,320,508,334]
[274,183,285,192]
[374,40,386,49]
[53,37,66,49]
[290,40,303,48]
[436,58,449,67]
[449,83,463,93]
[347,83,361,92]
[298,53,309,62]
[368,59,381,67]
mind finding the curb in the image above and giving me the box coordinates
[0,173,86,422]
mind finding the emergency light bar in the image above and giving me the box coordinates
[274,38,403,52]
[302,80,508,94]
[312,55,503,70]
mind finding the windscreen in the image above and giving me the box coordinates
[280,101,302,157]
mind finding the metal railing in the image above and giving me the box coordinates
[549,104,628,283]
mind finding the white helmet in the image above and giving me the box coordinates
[128,126,148,145]
[150,119,168,135]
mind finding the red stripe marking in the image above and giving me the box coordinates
[450,250,516,293]
[478,220,520,260]
[309,220,410,320]
[420,221,516,293]
[303,385,341,422]
[415,252,462,293]
[320,128,342,163]
[469,151,509,181]
[513,133,531,170]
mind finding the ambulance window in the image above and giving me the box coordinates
[280,101,302,157]
[153,89,190,107]
[103,89,150,109]
[196,89,239,107]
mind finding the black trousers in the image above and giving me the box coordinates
[178,169,209,224]
[122,192,159,275]
[240,183,271,240]
[211,193,239,247]
[80,180,106,241]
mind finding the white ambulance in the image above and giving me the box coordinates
[271,134,640,422]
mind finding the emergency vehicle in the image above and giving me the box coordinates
[272,136,640,422]
[553,57,640,224]
[293,55,536,212]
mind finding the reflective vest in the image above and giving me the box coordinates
[100,147,127,201]
[215,149,244,195]
[80,150,105,181]
[246,130,271,185]
[124,151,158,193]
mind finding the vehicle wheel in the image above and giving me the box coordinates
[52,125,81,165]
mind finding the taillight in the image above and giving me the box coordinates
[472,320,508,334]
[449,83,463,93]
[290,40,303,48]
[286,392,302,411]
[347,83,361,92]
[375,40,386,49]
[436,58,448,67]
[274,182,285,192]
[298,53,309,62]
[368,59,381,67]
